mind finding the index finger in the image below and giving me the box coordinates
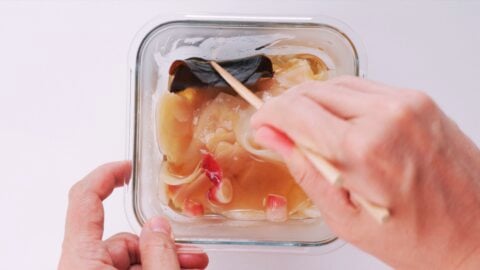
[297,79,389,119]
[63,161,132,244]
[251,91,348,161]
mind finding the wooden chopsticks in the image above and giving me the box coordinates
[210,61,390,224]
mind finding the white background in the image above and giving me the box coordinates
[1,1,479,269]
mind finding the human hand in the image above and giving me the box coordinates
[251,76,480,269]
[58,161,209,270]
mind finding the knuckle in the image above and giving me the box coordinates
[68,162,115,202]
[343,133,377,165]
[289,92,304,107]
[68,181,83,201]
[295,80,321,92]
[405,89,435,113]
[80,243,110,264]
[95,163,113,177]
[330,75,359,86]
[387,90,434,124]
[385,99,414,125]
[68,182,93,206]
[143,234,175,251]
[108,233,139,250]
[293,166,311,188]
[386,90,436,127]
[78,196,103,220]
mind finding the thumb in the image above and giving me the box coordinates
[140,216,180,270]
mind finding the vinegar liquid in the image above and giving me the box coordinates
[157,54,328,221]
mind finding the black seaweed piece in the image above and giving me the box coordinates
[169,55,273,93]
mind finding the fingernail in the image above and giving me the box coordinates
[254,126,293,158]
[149,216,171,235]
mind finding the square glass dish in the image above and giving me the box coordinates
[126,15,366,253]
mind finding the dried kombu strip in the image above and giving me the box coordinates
[169,55,273,92]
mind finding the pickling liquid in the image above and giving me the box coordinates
[157,54,328,221]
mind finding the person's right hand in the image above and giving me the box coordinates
[251,76,480,269]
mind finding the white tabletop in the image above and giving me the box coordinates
[1,1,479,269]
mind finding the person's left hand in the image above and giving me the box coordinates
[58,161,209,270]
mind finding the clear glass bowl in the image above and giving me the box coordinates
[126,15,366,253]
